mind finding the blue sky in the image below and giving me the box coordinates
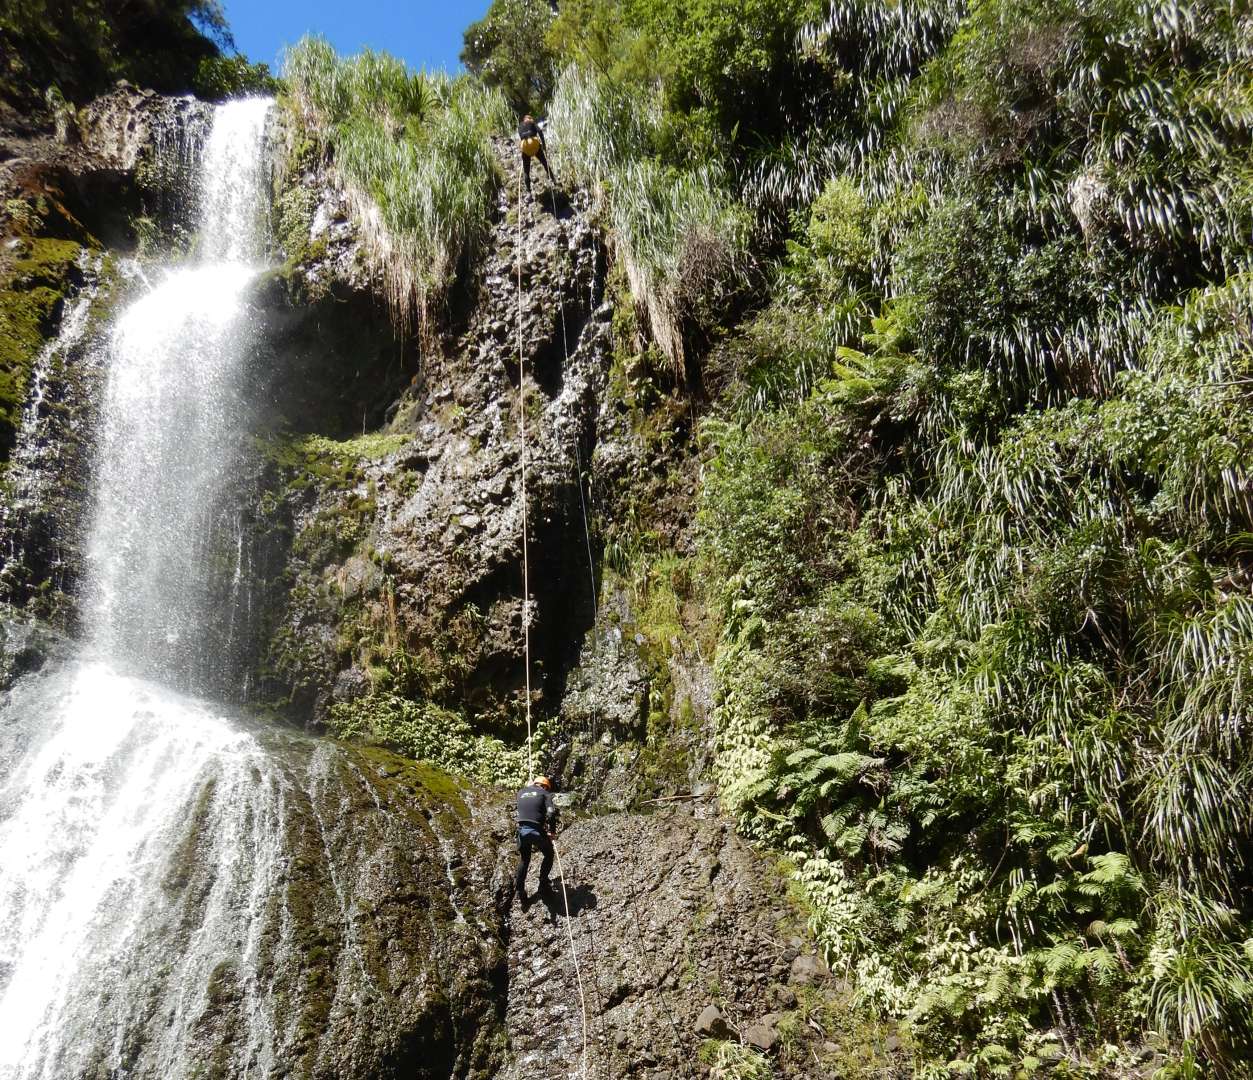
[222,0,493,76]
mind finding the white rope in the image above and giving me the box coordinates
[517,157,591,1080]
[516,156,534,783]
[573,439,597,616]
[554,841,591,1080]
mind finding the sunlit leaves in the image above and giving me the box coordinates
[282,36,509,330]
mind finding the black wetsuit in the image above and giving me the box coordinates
[518,118,553,193]
[515,783,556,896]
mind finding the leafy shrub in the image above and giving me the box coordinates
[328,692,530,786]
[693,2,1253,1073]
[0,0,226,109]
[461,0,558,114]
[192,54,281,101]
[698,1039,772,1080]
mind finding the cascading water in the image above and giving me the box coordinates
[84,97,270,688]
[0,99,285,1079]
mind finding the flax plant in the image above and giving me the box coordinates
[697,1,1253,1071]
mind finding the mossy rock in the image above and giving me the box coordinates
[0,237,88,458]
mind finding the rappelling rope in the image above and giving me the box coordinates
[547,182,626,1080]
[540,199,693,1073]
[551,184,600,627]
[554,841,591,1079]
[517,157,535,784]
[517,155,591,1080]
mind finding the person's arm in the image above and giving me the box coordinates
[545,791,558,834]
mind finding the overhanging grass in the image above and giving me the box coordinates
[282,36,509,332]
[547,63,753,374]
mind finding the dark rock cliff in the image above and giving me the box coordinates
[243,154,608,736]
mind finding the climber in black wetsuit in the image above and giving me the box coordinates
[515,775,558,903]
[518,114,554,197]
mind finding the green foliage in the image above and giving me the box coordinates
[282,36,509,330]
[328,693,530,786]
[609,159,752,373]
[0,0,225,109]
[548,0,824,162]
[461,0,558,114]
[698,1039,771,1080]
[192,54,281,101]
[545,0,661,90]
[547,65,752,373]
[694,0,1253,1073]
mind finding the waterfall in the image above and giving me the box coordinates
[83,96,271,689]
[0,99,284,1079]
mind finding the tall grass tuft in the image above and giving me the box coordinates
[283,36,509,331]
[547,64,752,372]
[609,160,752,371]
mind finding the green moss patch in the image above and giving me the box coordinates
[330,692,530,789]
[353,744,471,816]
[258,431,412,492]
[0,237,86,455]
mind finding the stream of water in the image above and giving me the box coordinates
[0,98,282,1079]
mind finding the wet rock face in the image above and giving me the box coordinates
[500,810,839,1079]
[0,258,124,627]
[57,737,511,1080]
[373,181,609,720]
[0,613,70,688]
[249,164,610,728]
[1,84,212,252]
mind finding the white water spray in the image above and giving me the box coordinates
[0,99,281,1079]
[84,96,270,684]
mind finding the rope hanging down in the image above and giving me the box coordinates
[516,159,591,1080]
[516,159,534,784]
[545,185,697,1080]
[554,841,591,1078]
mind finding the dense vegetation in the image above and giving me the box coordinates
[0,0,227,113]
[281,37,508,330]
[463,0,1253,1074]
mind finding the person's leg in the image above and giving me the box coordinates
[538,831,554,887]
[537,147,554,182]
[515,830,535,897]
[522,152,533,193]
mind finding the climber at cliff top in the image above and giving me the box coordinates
[518,114,554,197]
[515,775,558,905]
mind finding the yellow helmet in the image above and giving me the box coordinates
[534,776,552,790]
